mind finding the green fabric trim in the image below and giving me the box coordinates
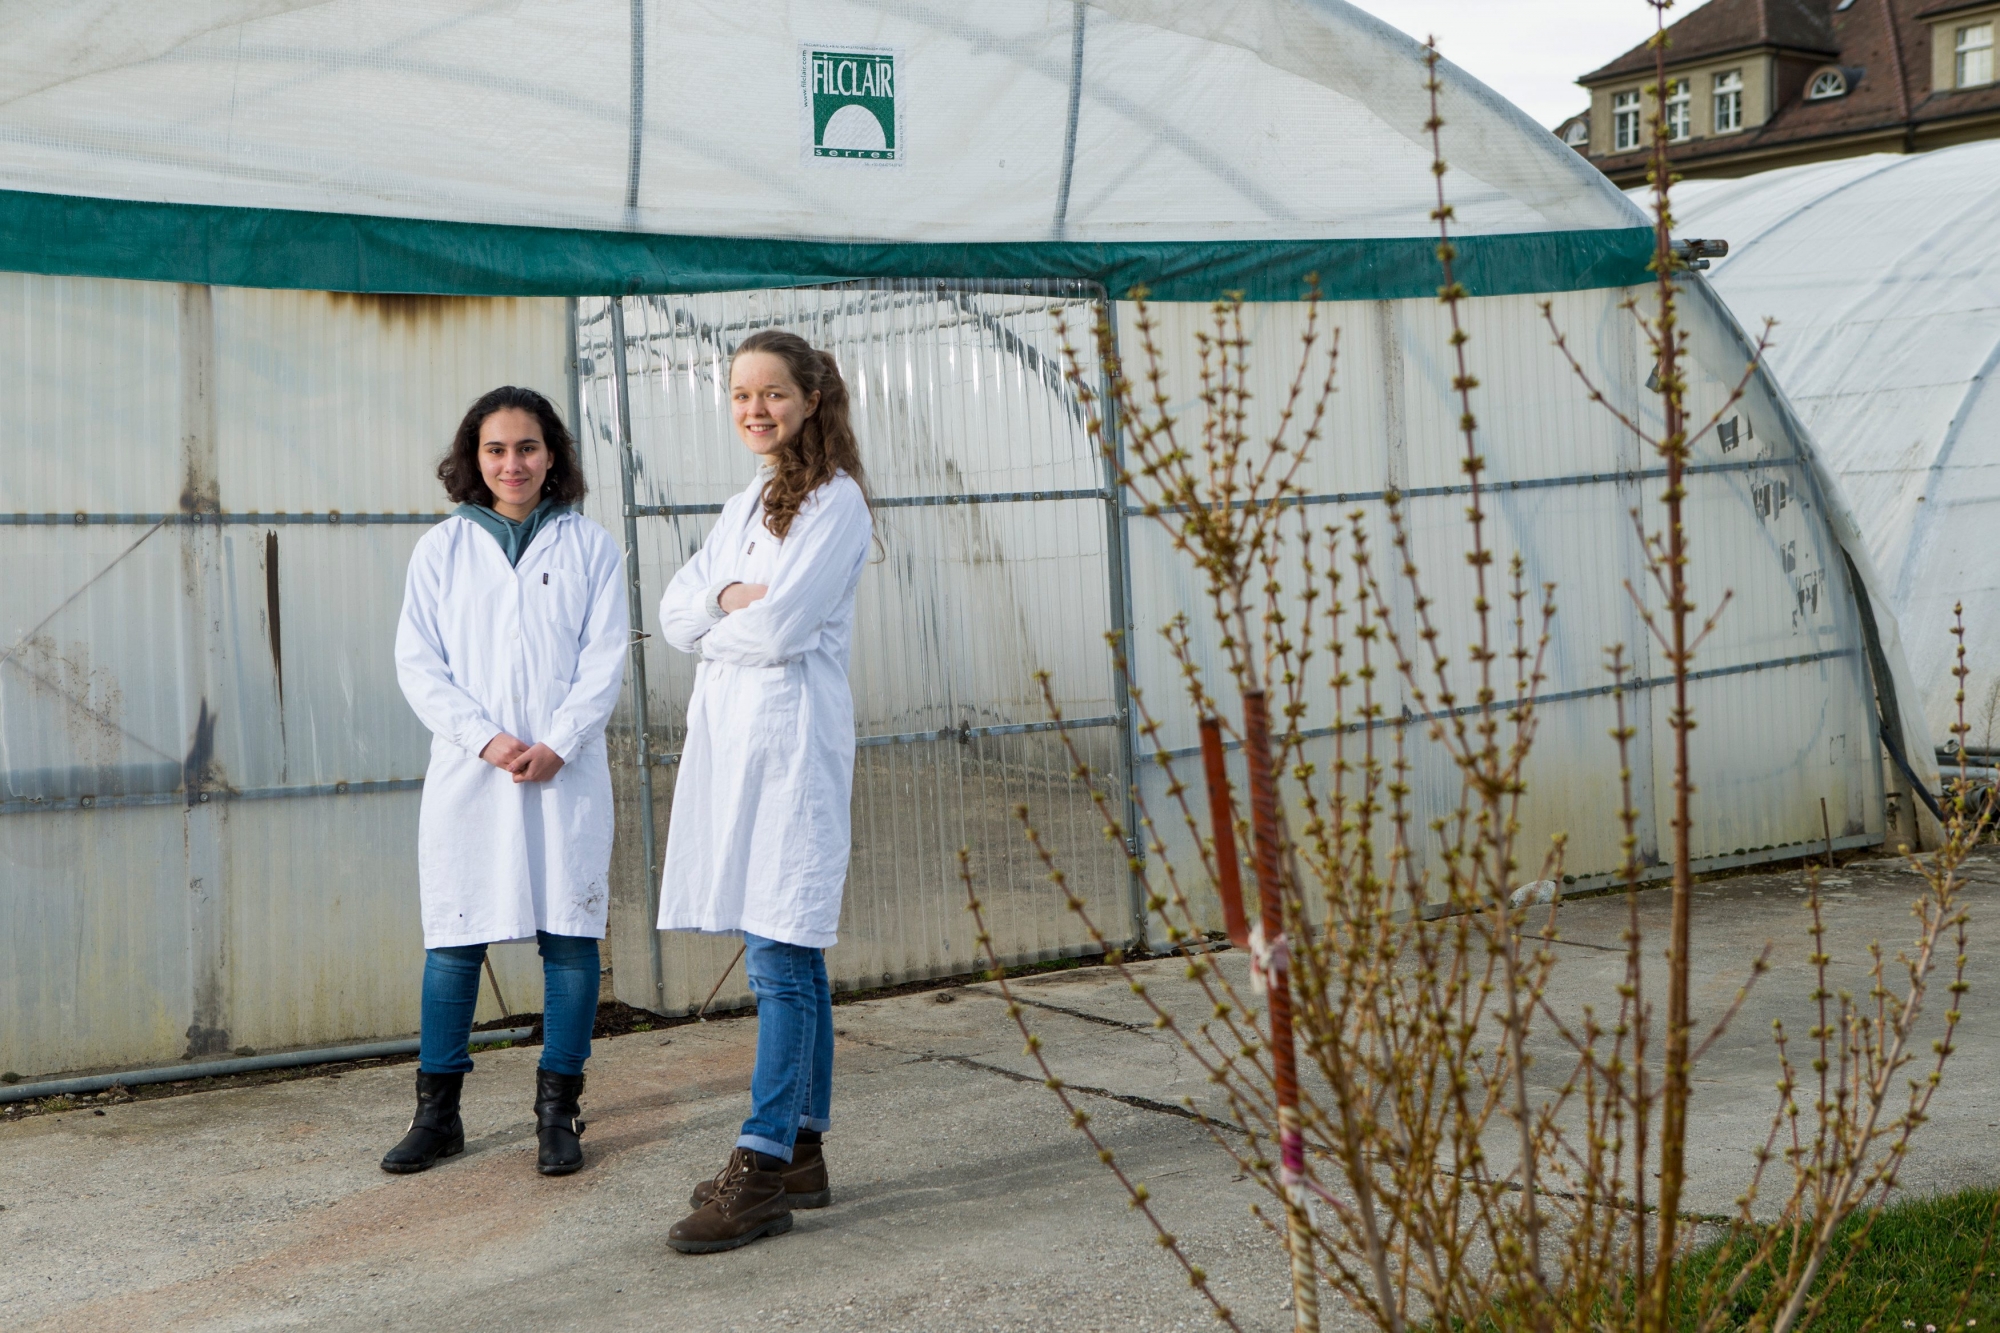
[0,188,1655,302]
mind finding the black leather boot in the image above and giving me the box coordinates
[380,1071,465,1174]
[534,1068,586,1176]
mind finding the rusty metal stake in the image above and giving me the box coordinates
[1199,715,1252,949]
[482,954,512,1021]
[1241,689,1319,1331]
[696,943,748,1022]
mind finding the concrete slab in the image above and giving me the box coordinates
[0,989,1314,1332]
[3,848,1995,1330]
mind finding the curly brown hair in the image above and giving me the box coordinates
[438,386,587,507]
[733,330,868,539]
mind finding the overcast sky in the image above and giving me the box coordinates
[1352,2,1668,128]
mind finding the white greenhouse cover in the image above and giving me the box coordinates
[1669,143,2000,751]
[0,1,1949,1075]
[0,0,1652,298]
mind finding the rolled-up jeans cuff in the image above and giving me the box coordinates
[798,1114,830,1133]
[736,1132,794,1163]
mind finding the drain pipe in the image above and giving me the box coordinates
[0,1027,536,1105]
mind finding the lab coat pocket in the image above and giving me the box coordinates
[745,661,801,741]
[537,568,589,683]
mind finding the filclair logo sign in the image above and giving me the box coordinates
[802,45,901,163]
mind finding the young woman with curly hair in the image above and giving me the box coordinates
[655,330,873,1254]
[385,385,628,1179]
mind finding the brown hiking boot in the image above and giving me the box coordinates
[689,1139,830,1210]
[667,1148,794,1255]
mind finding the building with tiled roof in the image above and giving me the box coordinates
[1567,0,2000,184]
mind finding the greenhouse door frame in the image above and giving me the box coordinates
[591,284,1149,1012]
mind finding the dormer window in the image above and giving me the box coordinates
[1576,0,1991,183]
[1563,119,1590,148]
[1959,23,1995,88]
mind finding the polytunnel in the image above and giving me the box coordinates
[1667,142,2000,764]
[0,0,1926,1082]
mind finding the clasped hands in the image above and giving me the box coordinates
[480,734,565,783]
[477,584,767,782]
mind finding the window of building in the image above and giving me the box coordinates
[1959,22,1995,88]
[1713,69,1744,132]
[1807,67,1849,99]
[1562,118,1589,148]
[1666,78,1692,140]
[1613,89,1643,150]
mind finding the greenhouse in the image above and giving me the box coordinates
[0,0,1932,1079]
[1670,141,2000,759]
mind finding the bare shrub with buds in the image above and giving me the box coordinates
[961,15,1988,1332]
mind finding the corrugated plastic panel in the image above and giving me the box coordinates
[213,290,570,514]
[1,276,565,1077]
[1,266,1898,1076]
[0,273,184,515]
[0,529,189,800]
[0,804,190,1076]
[1127,284,1882,929]
[577,285,1131,1014]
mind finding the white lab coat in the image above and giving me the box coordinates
[395,511,629,948]
[656,471,871,949]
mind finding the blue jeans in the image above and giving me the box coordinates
[418,932,600,1077]
[737,933,834,1162]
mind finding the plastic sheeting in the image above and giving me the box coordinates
[0,1,1654,300]
[1125,279,1890,936]
[0,0,1632,242]
[0,270,1917,1075]
[574,273,1898,991]
[1668,143,2000,752]
[574,284,1133,1015]
[0,279,569,1078]
[0,0,1929,1079]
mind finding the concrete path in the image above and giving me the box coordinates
[4,849,1997,1331]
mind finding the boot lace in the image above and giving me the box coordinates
[711,1149,756,1207]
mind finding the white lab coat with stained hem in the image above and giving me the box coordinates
[395,511,629,949]
[656,472,872,950]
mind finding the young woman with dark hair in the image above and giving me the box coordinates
[655,330,873,1254]
[385,385,627,1178]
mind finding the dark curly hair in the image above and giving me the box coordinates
[438,386,587,507]
[732,330,867,539]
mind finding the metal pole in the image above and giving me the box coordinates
[1095,292,1148,955]
[607,298,665,1013]
[0,1029,540,1105]
[564,296,583,466]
